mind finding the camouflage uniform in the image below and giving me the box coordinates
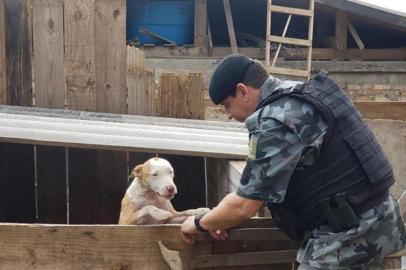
[236,76,406,269]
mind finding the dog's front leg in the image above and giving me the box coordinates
[136,205,174,225]
[179,207,211,218]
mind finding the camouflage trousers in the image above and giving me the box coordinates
[298,262,383,270]
[296,195,406,269]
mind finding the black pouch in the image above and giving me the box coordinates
[267,202,307,241]
[319,193,360,233]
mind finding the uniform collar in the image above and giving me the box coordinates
[257,76,303,106]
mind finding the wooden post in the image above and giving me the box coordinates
[223,0,238,54]
[0,0,35,223]
[64,0,96,111]
[127,46,156,116]
[94,0,127,224]
[0,0,6,105]
[335,10,348,50]
[95,0,127,114]
[194,0,208,47]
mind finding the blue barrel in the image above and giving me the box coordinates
[127,0,194,45]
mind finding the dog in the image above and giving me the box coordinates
[119,157,210,225]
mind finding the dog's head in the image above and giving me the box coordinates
[129,157,177,200]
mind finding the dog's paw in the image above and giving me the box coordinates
[181,207,211,218]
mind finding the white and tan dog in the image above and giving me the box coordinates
[119,157,209,225]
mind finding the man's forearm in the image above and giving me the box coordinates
[199,192,264,230]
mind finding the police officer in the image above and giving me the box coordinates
[180,54,406,269]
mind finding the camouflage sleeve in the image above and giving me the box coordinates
[236,117,305,203]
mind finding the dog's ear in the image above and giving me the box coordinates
[129,164,143,180]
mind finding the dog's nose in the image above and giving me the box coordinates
[166,186,175,194]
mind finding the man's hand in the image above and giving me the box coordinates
[180,216,198,245]
[180,216,229,245]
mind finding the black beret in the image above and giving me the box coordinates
[209,54,254,105]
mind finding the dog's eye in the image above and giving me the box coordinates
[152,173,158,176]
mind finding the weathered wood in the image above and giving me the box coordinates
[335,10,348,50]
[4,0,32,106]
[140,46,406,61]
[355,102,406,121]
[192,250,298,268]
[268,35,312,47]
[36,145,67,224]
[0,223,210,270]
[194,0,208,48]
[269,5,313,17]
[1,144,36,223]
[347,19,364,50]
[127,46,155,116]
[0,0,6,105]
[197,228,290,241]
[268,66,309,78]
[64,0,96,111]
[95,0,126,114]
[68,148,98,224]
[223,0,238,54]
[158,73,204,120]
[32,0,65,109]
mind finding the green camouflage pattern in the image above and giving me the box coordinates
[297,196,406,269]
[236,76,406,269]
[237,77,327,202]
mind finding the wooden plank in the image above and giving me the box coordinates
[355,102,406,121]
[223,0,238,54]
[158,73,204,120]
[271,15,292,67]
[64,0,96,111]
[197,228,290,242]
[4,0,33,106]
[95,150,127,224]
[32,0,67,224]
[347,19,364,50]
[1,144,36,223]
[127,46,155,116]
[0,223,211,270]
[0,0,6,105]
[36,145,67,223]
[335,10,348,50]
[269,5,312,17]
[32,0,65,109]
[267,66,309,77]
[268,35,311,47]
[194,0,208,47]
[95,0,126,114]
[140,46,406,61]
[192,250,298,268]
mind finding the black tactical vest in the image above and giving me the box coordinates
[259,70,394,240]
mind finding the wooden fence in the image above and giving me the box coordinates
[0,0,206,225]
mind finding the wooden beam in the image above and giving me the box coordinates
[347,19,364,50]
[194,0,208,47]
[223,0,238,54]
[335,10,348,50]
[268,35,311,47]
[268,66,309,78]
[192,250,298,268]
[0,0,6,105]
[269,4,313,17]
[0,223,210,270]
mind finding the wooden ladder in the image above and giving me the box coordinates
[265,0,315,79]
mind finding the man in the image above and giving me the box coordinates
[180,54,406,269]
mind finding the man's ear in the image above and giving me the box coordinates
[236,83,250,100]
[129,164,143,180]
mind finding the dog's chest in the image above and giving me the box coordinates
[131,192,171,211]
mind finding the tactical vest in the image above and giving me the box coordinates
[259,70,394,241]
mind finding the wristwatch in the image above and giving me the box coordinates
[194,216,208,232]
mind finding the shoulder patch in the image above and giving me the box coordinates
[248,135,258,160]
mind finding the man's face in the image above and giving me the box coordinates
[221,90,252,122]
